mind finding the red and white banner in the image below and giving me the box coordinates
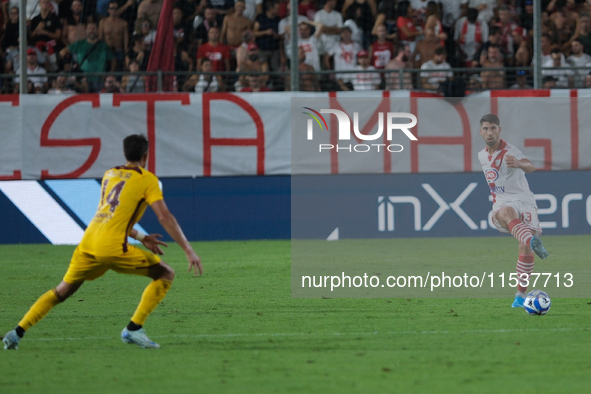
[0,90,589,180]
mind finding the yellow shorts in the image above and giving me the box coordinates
[63,245,161,284]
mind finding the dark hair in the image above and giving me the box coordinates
[263,0,277,12]
[377,0,396,19]
[426,1,439,18]
[574,38,585,46]
[434,46,447,56]
[123,135,149,162]
[59,51,73,70]
[480,114,500,126]
[489,25,501,36]
[345,5,357,20]
[550,47,562,55]
[467,8,478,23]
[397,1,410,18]
[395,43,406,55]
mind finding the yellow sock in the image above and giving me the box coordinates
[18,289,62,331]
[131,279,172,326]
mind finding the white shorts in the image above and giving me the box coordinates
[492,201,542,236]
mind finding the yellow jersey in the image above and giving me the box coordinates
[78,165,163,256]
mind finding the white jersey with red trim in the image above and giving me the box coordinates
[478,139,536,211]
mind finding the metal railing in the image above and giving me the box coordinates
[1,66,590,95]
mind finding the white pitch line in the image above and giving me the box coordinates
[25,327,590,342]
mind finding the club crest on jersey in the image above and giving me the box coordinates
[485,169,499,183]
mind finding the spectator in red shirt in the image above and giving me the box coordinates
[369,24,394,69]
[396,1,421,52]
[298,0,316,20]
[196,26,231,72]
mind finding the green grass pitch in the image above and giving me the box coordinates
[0,236,590,393]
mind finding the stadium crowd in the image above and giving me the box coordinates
[1,0,591,93]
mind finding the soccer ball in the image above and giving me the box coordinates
[524,290,551,315]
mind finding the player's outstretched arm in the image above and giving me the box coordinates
[151,199,203,276]
[130,228,168,255]
[506,155,536,173]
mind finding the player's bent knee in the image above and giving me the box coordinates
[494,207,519,228]
[54,281,83,301]
[162,264,175,281]
[497,206,518,221]
[149,262,174,281]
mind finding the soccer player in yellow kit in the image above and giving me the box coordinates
[3,134,202,349]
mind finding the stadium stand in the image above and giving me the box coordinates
[2,0,591,93]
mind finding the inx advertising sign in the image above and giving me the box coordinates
[291,171,591,239]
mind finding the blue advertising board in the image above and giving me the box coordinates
[0,176,291,244]
[292,171,591,239]
[1,171,590,244]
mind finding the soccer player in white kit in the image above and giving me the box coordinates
[477,114,549,308]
